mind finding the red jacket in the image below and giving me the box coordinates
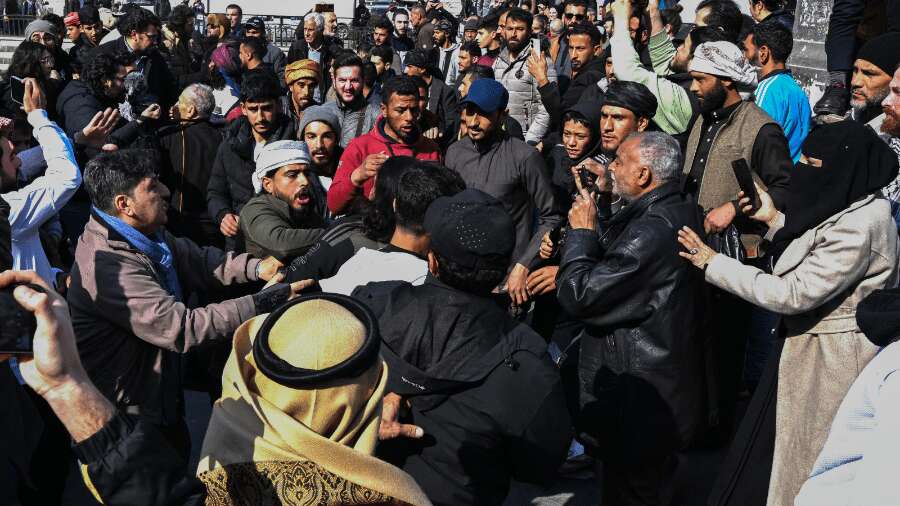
[327,117,441,214]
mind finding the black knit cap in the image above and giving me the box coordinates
[404,48,435,71]
[78,6,100,25]
[424,188,515,269]
[856,32,900,76]
[857,288,900,347]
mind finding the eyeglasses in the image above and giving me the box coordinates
[564,13,586,20]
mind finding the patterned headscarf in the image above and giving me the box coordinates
[284,59,322,87]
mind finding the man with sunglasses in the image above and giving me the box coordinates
[554,0,590,78]
[92,7,177,110]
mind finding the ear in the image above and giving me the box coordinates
[637,116,650,132]
[427,251,439,276]
[186,104,197,118]
[380,102,388,117]
[113,194,131,216]
[721,78,736,91]
[261,176,274,194]
[759,45,770,65]
[240,102,248,116]
[638,165,653,187]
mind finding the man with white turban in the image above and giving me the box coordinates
[239,140,326,260]
[682,40,794,441]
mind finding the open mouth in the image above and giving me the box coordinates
[294,192,311,206]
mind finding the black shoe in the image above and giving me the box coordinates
[813,83,850,117]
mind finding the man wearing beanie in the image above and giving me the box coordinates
[283,59,322,127]
[353,188,570,505]
[850,33,900,124]
[240,140,326,261]
[297,104,343,183]
[445,78,562,307]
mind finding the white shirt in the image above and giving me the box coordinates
[319,247,427,295]
[2,110,80,285]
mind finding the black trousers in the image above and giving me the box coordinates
[825,0,900,72]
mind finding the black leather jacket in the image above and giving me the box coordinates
[557,181,708,452]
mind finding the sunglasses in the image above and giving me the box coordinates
[564,13,586,20]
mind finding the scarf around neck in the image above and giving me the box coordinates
[93,207,182,302]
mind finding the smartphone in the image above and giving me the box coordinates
[578,167,596,191]
[531,37,542,54]
[0,284,39,355]
[731,158,761,212]
[10,76,25,106]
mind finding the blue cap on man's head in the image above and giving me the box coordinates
[460,79,509,114]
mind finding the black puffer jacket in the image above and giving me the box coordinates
[355,277,571,506]
[556,181,708,456]
[205,114,296,225]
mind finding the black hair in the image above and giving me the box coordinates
[40,13,64,36]
[226,4,242,14]
[5,41,51,85]
[696,0,743,43]
[567,21,603,45]
[371,44,394,62]
[459,41,482,57]
[688,25,729,55]
[239,35,266,61]
[564,0,589,8]
[434,251,508,295]
[82,52,128,100]
[534,14,549,28]
[381,75,420,105]
[562,110,592,129]
[465,64,495,81]
[408,75,428,92]
[751,18,793,62]
[480,12,500,31]
[355,45,372,61]
[167,4,194,35]
[505,7,533,29]
[373,15,393,33]
[361,156,418,241]
[395,164,466,234]
[750,0,784,12]
[84,149,159,213]
[362,61,377,88]
[240,69,282,103]
[118,7,161,37]
[394,8,409,19]
[661,6,683,35]
[332,52,364,75]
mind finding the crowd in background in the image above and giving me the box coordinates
[0,0,899,505]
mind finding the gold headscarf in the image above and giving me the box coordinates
[285,59,322,87]
[197,297,431,506]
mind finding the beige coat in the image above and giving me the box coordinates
[704,195,899,505]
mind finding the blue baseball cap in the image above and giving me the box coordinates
[460,79,509,114]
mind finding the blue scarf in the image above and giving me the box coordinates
[93,207,183,302]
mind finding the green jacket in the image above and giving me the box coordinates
[610,29,693,135]
[239,193,325,261]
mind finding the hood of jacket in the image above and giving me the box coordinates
[564,98,604,163]
[223,113,295,161]
[353,276,547,410]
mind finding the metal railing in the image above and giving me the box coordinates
[0,15,38,37]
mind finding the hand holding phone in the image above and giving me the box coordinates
[0,283,39,354]
[9,76,24,106]
[731,159,761,213]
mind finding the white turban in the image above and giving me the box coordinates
[252,140,311,193]
[689,41,758,98]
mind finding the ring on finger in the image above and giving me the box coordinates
[690,248,698,255]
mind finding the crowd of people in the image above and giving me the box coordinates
[0,0,899,505]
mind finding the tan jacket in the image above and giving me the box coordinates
[68,215,262,424]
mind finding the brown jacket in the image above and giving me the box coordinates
[68,214,262,424]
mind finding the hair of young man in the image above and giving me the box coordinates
[371,44,394,62]
[83,52,128,98]
[562,110,592,130]
[688,25,729,56]
[118,7,160,37]
[395,164,466,234]
[752,0,783,12]
[751,18,792,62]
[506,7,534,29]
[567,21,603,45]
[480,12,500,31]
[362,155,419,242]
[240,35,266,61]
[362,61,378,88]
[373,16,394,33]
[240,69,282,103]
[467,64,496,81]
[394,8,409,20]
[460,40,482,58]
[226,4,242,14]
[84,149,159,214]
[565,0,589,9]
[381,75,421,106]
[408,75,428,92]
[434,250,508,295]
[332,52,364,76]
[661,6,683,33]
[696,0,742,43]
[167,5,194,34]
[5,41,50,84]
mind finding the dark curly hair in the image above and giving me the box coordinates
[117,7,160,38]
[83,52,128,102]
[4,41,51,85]
[166,5,195,36]
[433,251,508,295]
[358,156,419,242]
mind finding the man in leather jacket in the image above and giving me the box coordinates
[557,132,708,506]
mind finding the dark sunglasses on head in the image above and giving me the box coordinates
[564,13,586,20]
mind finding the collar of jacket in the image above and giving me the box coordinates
[374,115,424,149]
[464,129,510,154]
[608,180,683,228]
[254,192,316,227]
[573,56,605,79]
[85,210,171,257]
[759,68,792,82]
[703,99,742,124]
[226,113,294,161]
[379,274,549,411]
[498,46,531,65]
